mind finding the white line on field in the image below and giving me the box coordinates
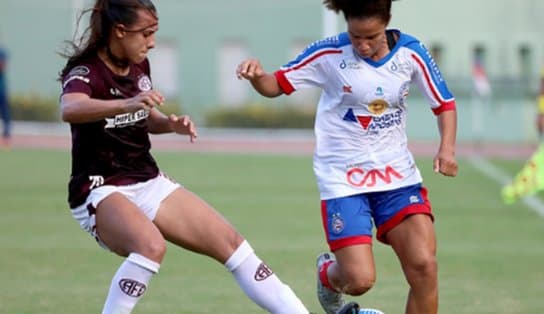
[468,156,544,217]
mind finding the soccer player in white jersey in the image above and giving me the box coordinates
[237,0,458,313]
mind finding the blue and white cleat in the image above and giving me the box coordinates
[358,308,385,314]
[336,301,385,314]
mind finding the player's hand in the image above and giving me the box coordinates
[124,90,165,113]
[168,114,198,143]
[236,59,265,81]
[433,149,458,177]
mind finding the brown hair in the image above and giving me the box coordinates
[323,0,396,22]
[58,0,157,79]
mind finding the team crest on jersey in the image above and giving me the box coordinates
[331,213,345,234]
[398,81,410,106]
[138,75,152,91]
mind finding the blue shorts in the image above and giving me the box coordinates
[320,183,433,249]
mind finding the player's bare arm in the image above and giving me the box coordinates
[61,90,163,124]
[236,58,283,98]
[434,110,458,177]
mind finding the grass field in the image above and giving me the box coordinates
[1,148,543,313]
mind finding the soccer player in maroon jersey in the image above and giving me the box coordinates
[59,1,309,313]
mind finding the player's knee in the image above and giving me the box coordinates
[343,274,375,296]
[226,229,245,252]
[138,237,167,263]
[406,255,437,284]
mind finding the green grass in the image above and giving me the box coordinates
[0,149,543,313]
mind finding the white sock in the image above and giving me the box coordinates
[102,253,160,314]
[225,241,309,314]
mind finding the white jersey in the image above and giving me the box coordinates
[274,30,456,200]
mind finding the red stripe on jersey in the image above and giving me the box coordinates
[283,49,342,73]
[274,70,295,95]
[411,53,455,114]
[431,101,456,115]
[275,49,342,95]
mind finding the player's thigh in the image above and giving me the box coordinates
[96,192,166,259]
[334,244,376,283]
[386,214,436,268]
[153,187,243,263]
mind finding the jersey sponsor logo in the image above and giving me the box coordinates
[367,110,403,131]
[390,61,398,72]
[109,88,124,97]
[419,42,444,83]
[343,85,352,93]
[389,60,411,73]
[339,59,363,70]
[331,213,345,234]
[88,175,104,189]
[62,75,90,88]
[119,278,147,297]
[105,109,150,128]
[368,99,387,115]
[343,107,402,131]
[346,165,404,187]
[409,195,420,203]
[68,65,90,76]
[138,75,152,91]
[254,262,274,281]
[357,116,373,129]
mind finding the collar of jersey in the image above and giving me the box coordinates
[354,29,402,68]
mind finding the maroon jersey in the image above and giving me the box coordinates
[61,54,159,208]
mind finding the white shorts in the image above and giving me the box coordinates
[70,173,181,249]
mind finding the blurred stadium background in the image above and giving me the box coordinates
[0,0,544,142]
[2,1,544,314]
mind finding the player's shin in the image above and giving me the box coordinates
[224,240,309,314]
[102,253,160,314]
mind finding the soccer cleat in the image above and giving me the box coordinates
[317,252,345,314]
[336,301,360,314]
[358,309,385,314]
